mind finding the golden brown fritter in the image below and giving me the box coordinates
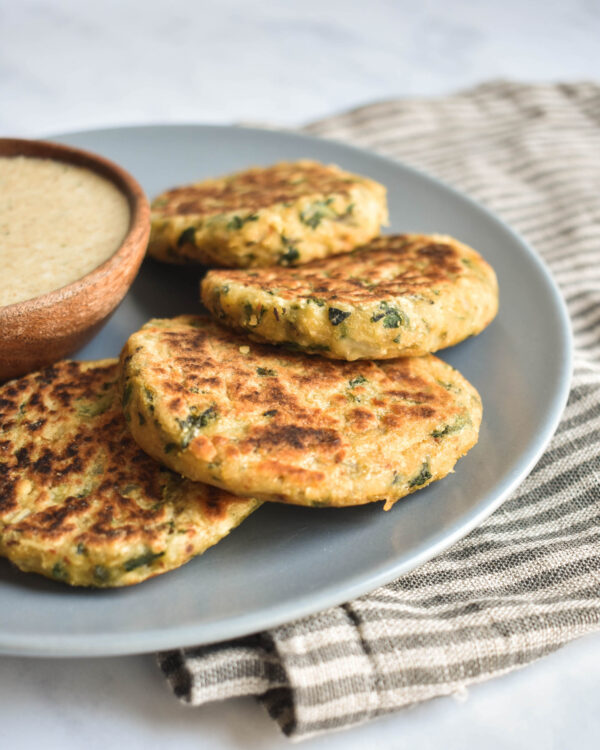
[149,160,388,268]
[120,316,482,508]
[0,360,260,587]
[201,234,498,359]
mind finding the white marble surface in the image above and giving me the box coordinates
[2,0,600,747]
[1,636,600,750]
[2,0,600,136]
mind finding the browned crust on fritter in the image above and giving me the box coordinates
[154,161,354,217]
[0,360,259,586]
[120,316,482,507]
[207,234,466,301]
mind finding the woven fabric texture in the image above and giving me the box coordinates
[159,81,600,739]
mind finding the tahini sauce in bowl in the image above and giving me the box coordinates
[0,137,150,381]
[0,156,131,307]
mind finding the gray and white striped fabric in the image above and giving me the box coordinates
[159,81,600,739]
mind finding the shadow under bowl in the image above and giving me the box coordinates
[0,137,150,381]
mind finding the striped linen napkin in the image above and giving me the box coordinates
[159,81,600,739]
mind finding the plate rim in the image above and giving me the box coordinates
[0,123,573,657]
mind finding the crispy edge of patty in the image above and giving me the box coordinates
[119,317,482,508]
[0,359,260,587]
[148,161,388,268]
[201,234,499,359]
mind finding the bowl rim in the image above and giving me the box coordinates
[0,136,150,318]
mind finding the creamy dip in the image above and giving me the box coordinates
[0,156,130,307]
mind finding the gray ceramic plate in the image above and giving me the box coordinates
[0,125,571,657]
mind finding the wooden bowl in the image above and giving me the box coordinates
[0,138,150,381]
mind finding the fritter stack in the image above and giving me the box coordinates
[0,160,497,586]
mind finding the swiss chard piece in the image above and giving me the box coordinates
[177,227,196,247]
[408,461,432,488]
[432,413,471,438]
[121,382,133,408]
[371,301,409,329]
[391,471,404,486]
[279,235,300,266]
[299,198,336,229]
[123,550,164,571]
[177,406,218,449]
[328,307,351,326]
[51,562,69,582]
[335,202,354,221]
[227,213,259,230]
[77,392,113,418]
